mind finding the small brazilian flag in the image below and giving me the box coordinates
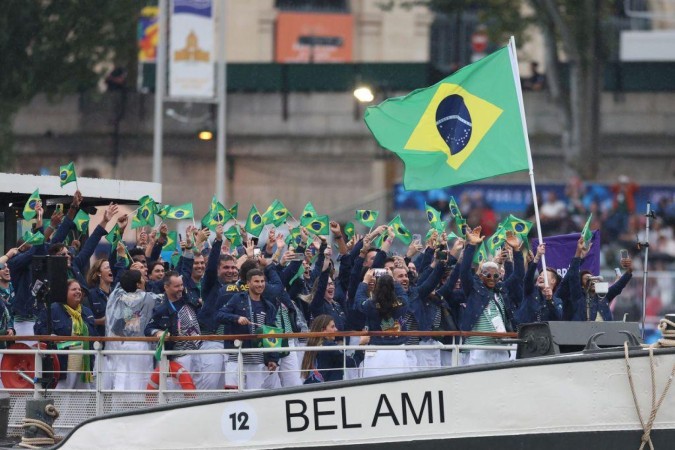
[388,215,413,245]
[138,195,154,206]
[581,213,593,246]
[262,199,289,227]
[245,205,264,237]
[23,189,41,221]
[59,162,77,187]
[502,214,532,237]
[285,227,302,247]
[105,224,123,247]
[372,230,388,249]
[23,231,45,246]
[136,199,157,227]
[157,204,172,219]
[162,231,178,251]
[224,225,242,247]
[227,202,239,220]
[448,197,462,218]
[355,210,378,228]
[202,197,231,230]
[364,45,529,190]
[473,242,489,265]
[74,210,90,233]
[131,214,144,230]
[425,202,443,231]
[301,215,329,236]
[454,215,468,238]
[170,252,180,269]
[424,228,436,242]
[486,227,506,256]
[166,203,194,220]
[343,222,355,240]
[154,330,168,362]
[302,202,318,220]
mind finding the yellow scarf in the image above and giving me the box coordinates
[63,304,93,383]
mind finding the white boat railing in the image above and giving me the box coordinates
[0,338,517,437]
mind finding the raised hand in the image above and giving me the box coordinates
[466,226,483,245]
[505,230,521,250]
[102,203,118,225]
[329,221,341,236]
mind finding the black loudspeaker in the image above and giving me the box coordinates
[516,321,642,359]
[31,256,68,304]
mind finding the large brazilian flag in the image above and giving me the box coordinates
[364,44,528,190]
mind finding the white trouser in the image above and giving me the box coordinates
[464,349,511,366]
[279,339,302,387]
[362,347,410,378]
[414,339,442,370]
[440,350,455,367]
[57,371,93,390]
[295,340,306,369]
[194,341,225,390]
[14,321,35,345]
[105,341,153,391]
[343,336,362,380]
[243,363,280,390]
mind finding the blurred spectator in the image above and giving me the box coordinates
[605,175,639,241]
[539,191,567,234]
[105,67,128,92]
[522,62,546,91]
[565,176,587,231]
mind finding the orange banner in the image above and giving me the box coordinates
[275,12,353,63]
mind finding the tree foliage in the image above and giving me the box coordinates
[0,0,153,165]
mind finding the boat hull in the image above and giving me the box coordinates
[55,347,675,449]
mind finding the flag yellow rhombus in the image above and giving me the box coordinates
[404,83,503,170]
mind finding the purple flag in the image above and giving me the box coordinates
[531,230,601,278]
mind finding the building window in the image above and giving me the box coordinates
[275,0,349,13]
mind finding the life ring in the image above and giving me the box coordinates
[146,361,196,390]
[1,343,60,389]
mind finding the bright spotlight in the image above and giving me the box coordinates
[353,86,374,103]
[198,130,214,141]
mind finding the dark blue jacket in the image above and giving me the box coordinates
[304,340,362,384]
[7,243,47,319]
[355,282,410,345]
[201,262,283,335]
[87,286,110,337]
[459,244,524,332]
[215,292,279,364]
[514,262,563,324]
[144,296,200,351]
[311,268,347,331]
[406,262,445,334]
[558,257,582,321]
[571,271,632,321]
[34,302,96,379]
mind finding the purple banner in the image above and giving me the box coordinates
[531,230,601,278]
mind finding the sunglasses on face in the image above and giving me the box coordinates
[481,272,500,279]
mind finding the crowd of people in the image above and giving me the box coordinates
[0,187,639,391]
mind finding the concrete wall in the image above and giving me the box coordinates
[9,90,675,219]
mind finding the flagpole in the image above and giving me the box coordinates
[508,36,548,288]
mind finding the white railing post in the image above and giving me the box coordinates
[33,348,42,399]
[158,352,168,404]
[94,342,103,415]
[236,340,244,392]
